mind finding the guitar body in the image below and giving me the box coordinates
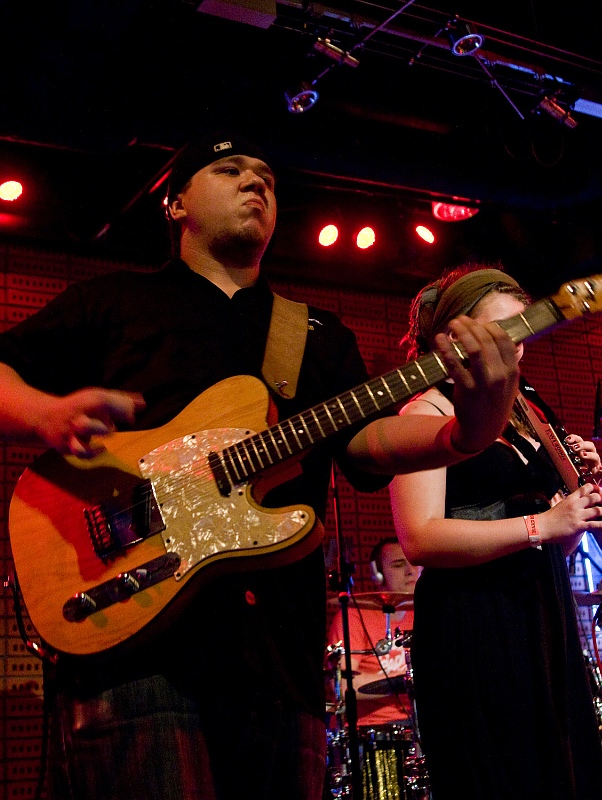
[9,376,318,655]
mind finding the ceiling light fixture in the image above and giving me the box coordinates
[314,38,359,68]
[0,180,23,201]
[318,224,339,247]
[447,20,484,56]
[356,226,376,249]
[285,82,319,114]
[285,0,418,112]
[416,225,435,244]
[432,201,479,222]
[535,95,578,129]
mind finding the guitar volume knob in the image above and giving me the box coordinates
[63,592,98,622]
[118,572,140,593]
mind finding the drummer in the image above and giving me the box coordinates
[327,538,420,726]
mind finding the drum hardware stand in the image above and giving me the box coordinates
[397,639,430,799]
[327,465,363,800]
[379,604,396,654]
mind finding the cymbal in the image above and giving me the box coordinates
[358,676,408,697]
[329,592,414,611]
[574,591,602,607]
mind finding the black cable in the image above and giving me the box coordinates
[34,682,52,800]
[7,572,58,664]
[3,573,57,800]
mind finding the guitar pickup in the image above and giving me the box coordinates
[208,450,231,497]
[85,479,165,559]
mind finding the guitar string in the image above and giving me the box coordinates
[93,302,556,538]
[92,336,498,525]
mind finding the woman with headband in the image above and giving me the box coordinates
[390,266,602,800]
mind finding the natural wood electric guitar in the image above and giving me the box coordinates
[9,275,602,655]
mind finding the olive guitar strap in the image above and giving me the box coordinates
[261,293,309,400]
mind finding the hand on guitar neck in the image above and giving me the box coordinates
[563,433,602,485]
[435,315,520,455]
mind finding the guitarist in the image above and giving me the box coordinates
[0,133,520,800]
[391,266,602,800]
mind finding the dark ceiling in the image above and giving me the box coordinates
[1,0,602,296]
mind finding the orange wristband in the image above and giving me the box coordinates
[523,514,542,549]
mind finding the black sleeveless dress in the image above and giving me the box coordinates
[410,392,602,800]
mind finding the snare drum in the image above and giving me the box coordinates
[359,724,429,800]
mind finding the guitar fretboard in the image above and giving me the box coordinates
[209,297,563,493]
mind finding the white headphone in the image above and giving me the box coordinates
[369,537,399,585]
[369,558,384,585]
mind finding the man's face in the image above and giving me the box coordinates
[173,154,277,260]
[380,543,421,593]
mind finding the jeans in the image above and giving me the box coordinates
[47,672,327,800]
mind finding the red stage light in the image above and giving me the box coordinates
[319,224,339,247]
[416,225,435,244]
[356,227,375,249]
[0,181,23,201]
[432,201,479,222]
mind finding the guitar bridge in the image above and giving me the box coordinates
[84,479,165,558]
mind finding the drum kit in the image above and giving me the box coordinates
[324,591,430,800]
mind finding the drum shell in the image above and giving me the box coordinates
[359,724,429,800]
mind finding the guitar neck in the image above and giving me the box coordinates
[208,297,566,492]
[496,298,564,344]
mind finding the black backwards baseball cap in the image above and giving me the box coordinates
[167,130,272,204]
